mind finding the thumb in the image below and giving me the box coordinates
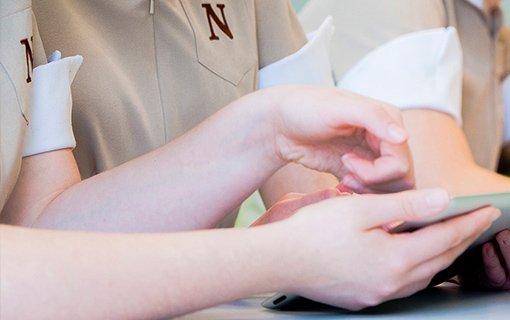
[349,188,450,228]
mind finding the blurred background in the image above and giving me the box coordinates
[235,0,510,227]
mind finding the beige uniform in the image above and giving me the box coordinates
[0,0,45,210]
[300,0,506,170]
[34,0,307,178]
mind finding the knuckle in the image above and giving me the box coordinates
[391,160,409,177]
[387,258,407,275]
[377,282,400,301]
[398,193,418,221]
[359,293,383,308]
[374,104,392,120]
[448,228,463,248]
[489,273,507,288]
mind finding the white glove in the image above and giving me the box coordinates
[258,16,335,88]
[338,27,463,124]
[23,52,83,157]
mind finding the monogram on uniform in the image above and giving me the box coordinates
[201,3,234,40]
[20,37,34,83]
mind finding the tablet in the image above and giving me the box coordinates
[389,191,510,248]
[262,191,510,310]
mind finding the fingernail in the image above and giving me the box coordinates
[387,124,407,143]
[485,245,495,257]
[425,189,450,212]
[336,182,354,194]
[501,230,510,246]
[490,209,502,223]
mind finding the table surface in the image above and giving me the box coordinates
[176,283,510,319]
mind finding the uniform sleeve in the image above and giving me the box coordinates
[258,17,335,89]
[254,0,307,68]
[299,0,447,79]
[338,27,463,124]
[300,0,462,123]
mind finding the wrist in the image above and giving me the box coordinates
[244,222,298,293]
[235,89,289,170]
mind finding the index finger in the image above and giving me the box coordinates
[345,188,450,229]
[395,207,500,265]
[321,89,408,145]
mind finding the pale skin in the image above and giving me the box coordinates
[292,0,509,291]
[0,83,500,318]
[260,106,510,290]
[255,107,510,291]
[1,86,413,232]
[1,189,500,319]
[292,0,510,290]
[400,109,510,290]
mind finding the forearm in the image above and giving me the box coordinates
[0,150,80,226]
[403,109,510,194]
[6,85,409,232]
[30,93,283,232]
[0,224,286,319]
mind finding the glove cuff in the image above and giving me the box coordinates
[23,55,83,157]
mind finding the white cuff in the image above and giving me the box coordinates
[23,54,83,157]
[258,16,335,89]
[337,27,463,124]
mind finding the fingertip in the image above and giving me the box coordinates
[496,228,510,246]
[387,123,408,144]
[478,207,502,228]
[336,182,355,194]
[341,175,363,193]
[323,187,342,198]
[483,242,497,260]
[423,188,450,214]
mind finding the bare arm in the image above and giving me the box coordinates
[402,109,510,194]
[1,189,499,319]
[0,224,284,319]
[402,109,510,290]
[2,87,411,232]
[2,91,279,231]
[1,150,80,226]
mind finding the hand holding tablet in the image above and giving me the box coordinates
[390,191,510,249]
[262,191,510,310]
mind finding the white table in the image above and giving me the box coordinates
[177,284,510,319]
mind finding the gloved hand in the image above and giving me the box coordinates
[23,51,83,157]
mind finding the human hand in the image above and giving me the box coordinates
[267,86,414,193]
[272,188,499,310]
[457,229,510,290]
[251,187,351,227]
